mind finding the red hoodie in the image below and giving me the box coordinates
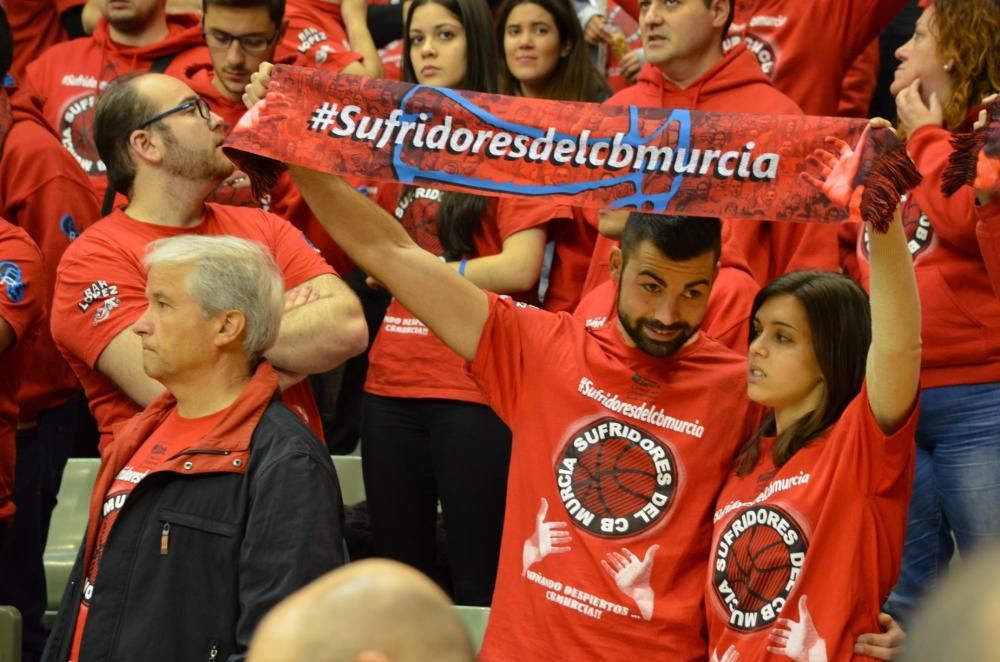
[13,14,204,203]
[728,0,908,116]
[283,0,364,72]
[7,0,86,82]
[978,199,1000,301]
[856,125,1000,388]
[601,45,839,288]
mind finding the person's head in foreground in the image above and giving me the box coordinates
[248,559,475,662]
[901,543,1000,662]
[609,212,721,358]
[889,0,1000,131]
[201,0,288,101]
[136,234,282,396]
[95,72,232,201]
[734,271,871,475]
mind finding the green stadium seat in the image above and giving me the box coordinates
[0,605,23,662]
[331,455,364,505]
[44,458,98,616]
[453,605,490,653]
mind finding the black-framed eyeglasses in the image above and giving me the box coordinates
[136,98,212,131]
[202,27,281,54]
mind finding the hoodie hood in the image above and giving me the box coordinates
[91,12,204,63]
[612,44,800,115]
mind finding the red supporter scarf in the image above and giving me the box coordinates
[223,65,921,232]
[943,96,1000,197]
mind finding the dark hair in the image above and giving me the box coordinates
[621,212,722,264]
[495,0,611,102]
[403,0,497,94]
[402,0,496,259]
[0,8,12,78]
[713,0,734,43]
[202,0,285,27]
[733,271,871,476]
[94,72,157,197]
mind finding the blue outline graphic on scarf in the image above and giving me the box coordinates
[390,86,691,213]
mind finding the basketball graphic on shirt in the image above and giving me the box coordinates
[59,92,106,175]
[862,197,936,260]
[555,417,677,538]
[712,505,808,632]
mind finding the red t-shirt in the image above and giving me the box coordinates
[68,405,229,662]
[283,0,364,72]
[727,0,908,116]
[6,0,85,82]
[0,219,45,525]
[705,384,918,661]
[1,109,101,422]
[50,203,334,451]
[13,14,204,202]
[471,295,760,661]
[492,198,597,314]
[365,184,532,403]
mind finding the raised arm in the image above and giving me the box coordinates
[865,206,921,433]
[289,167,489,361]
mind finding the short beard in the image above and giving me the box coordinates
[616,298,695,358]
[159,126,234,185]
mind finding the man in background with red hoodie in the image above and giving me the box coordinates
[0,10,102,662]
[586,0,839,291]
[14,0,203,211]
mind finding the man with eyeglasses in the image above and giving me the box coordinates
[48,71,368,465]
[13,0,204,208]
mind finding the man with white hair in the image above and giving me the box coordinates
[44,234,347,662]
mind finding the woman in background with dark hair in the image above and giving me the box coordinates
[489,0,606,314]
[706,193,921,660]
[496,0,611,102]
[361,0,548,606]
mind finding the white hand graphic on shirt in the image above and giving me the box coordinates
[767,595,828,662]
[600,544,659,621]
[522,498,573,575]
[711,645,741,662]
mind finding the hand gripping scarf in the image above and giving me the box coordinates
[223,65,921,233]
[942,96,1000,198]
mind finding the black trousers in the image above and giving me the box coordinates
[0,393,96,662]
[361,394,511,606]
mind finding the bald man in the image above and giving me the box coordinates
[249,559,475,662]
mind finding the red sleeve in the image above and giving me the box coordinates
[837,40,879,118]
[50,237,147,369]
[263,211,338,287]
[610,0,640,21]
[844,0,911,64]
[0,222,45,342]
[495,197,572,239]
[470,294,566,421]
[770,221,841,278]
[2,122,101,298]
[909,125,981,253]
[977,197,1000,301]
